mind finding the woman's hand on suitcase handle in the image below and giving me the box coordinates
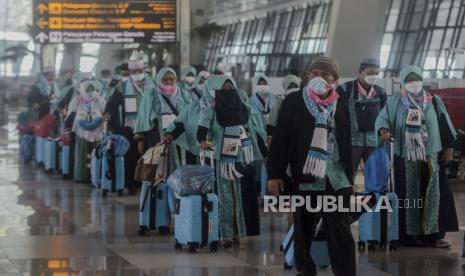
[268,179,284,196]
[163,133,174,144]
[379,128,393,143]
[200,140,213,150]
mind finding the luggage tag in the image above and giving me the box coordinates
[124,97,137,113]
[161,114,176,130]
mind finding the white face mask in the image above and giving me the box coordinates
[131,73,145,82]
[285,87,300,95]
[185,76,195,85]
[404,81,423,94]
[256,85,269,92]
[308,77,329,95]
[364,74,378,86]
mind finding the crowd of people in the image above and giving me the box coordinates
[24,55,461,276]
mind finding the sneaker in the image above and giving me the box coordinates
[434,239,452,248]
[222,239,233,248]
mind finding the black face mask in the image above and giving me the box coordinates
[214,89,249,127]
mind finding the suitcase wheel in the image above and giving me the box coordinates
[283,262,292,270]
[209,241,218,252]
[137,226,147,236]
[389,241,397,251]
[188,244,197,253]
[102,190,109,198]
[174,240,182,250]
[368,243,376,252]
[158,226,170,235]
[117,189,124,197]
[358,241,366,251]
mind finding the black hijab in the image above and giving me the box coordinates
[215,88,249,127]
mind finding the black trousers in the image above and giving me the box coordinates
[293,182,355,276]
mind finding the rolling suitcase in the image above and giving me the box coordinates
[358,142,398,251]
[35,136,45,165]
[282,220,330,269]
[91,148,102,188]
[61,144,70,178]
[44,138,60,173]
[138,181,171,235]
[174,192,219,253]
[101,155,125,197]
[19,134,35,162]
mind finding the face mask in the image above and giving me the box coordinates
[160,84,177,96]
[404,81,423,94]
[185,76,195,85]
[286,87,300,95]
[256,85,269,93]
[364,74,378,86]
[308,77,329,95]
[122,76,129,82]
[131,73,145,82]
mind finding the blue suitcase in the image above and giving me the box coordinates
[101,155,125,196]
[138,181,171,235]
[90,149,102,188]
[358,192,399,251]
[35,136,45,165]
[282,222,330,269]
[44,139,58,173]
[20,134,35,161]
[61,145,70,177]
[174,192,219,253]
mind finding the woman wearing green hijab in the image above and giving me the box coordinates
[375,65,458,247]
[134,67,189,162]
[178,66,198,103]
[196,76,267,247]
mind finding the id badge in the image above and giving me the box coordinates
[124,98,137,113]
[162,114,176,129]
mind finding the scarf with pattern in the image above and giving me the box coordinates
[400,89,432,162]
[302,87,339,178]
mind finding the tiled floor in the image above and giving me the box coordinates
[1,109,465,276]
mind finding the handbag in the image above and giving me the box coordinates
[134,142,169,182]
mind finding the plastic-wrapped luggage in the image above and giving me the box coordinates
[282,220,330,269]
[174,192,219,253]
[167,165,215,196]
[358,143,398,251]
[138,181,171,235]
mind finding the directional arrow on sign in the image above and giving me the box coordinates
[35,32,48,43]
[36,3,48,14]
[36,18,48,29]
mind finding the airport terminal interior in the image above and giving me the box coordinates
[0,0,465,275]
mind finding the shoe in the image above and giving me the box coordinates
[296,272,316,276]
[434,239,452,248]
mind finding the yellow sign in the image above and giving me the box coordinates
[49,3,62,14]
[49,17,63,29]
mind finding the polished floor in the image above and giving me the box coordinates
[1,109,465,276]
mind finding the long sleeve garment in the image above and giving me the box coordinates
[267,91,353,191]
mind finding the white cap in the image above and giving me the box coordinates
[216,63,226,73]
[128,59,145,70]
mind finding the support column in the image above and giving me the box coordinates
[326,0,389,78]
[61,44,82,73]
[179,0,191,69]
